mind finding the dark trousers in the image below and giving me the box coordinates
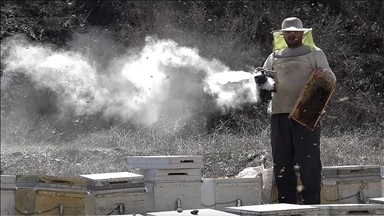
[271,113,322,204]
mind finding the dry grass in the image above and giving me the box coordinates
[1,115,383,178]
[1,0,383,178]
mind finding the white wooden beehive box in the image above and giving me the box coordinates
[146,208,239,216]
[225,203,320,215]
[144,179,202,212]
[15,174,88,216]
[80,172,146,215]
[126,155,203,170]
[321,165,382,204]
[314,204,384,215]
[1,175,16,216]
[201,177,263,211]
[368,197,384,204]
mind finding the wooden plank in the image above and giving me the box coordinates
[80,172,143,181]
[338,180,381,204]
[16,175,87,191]
[14,188,36,216]
[37,175,87,185]
[34,190,86,216]
[1,190,15,216]
[94,192,145,215]
[315,204,384,215]
[225,204,319,215]
[321,179,339,204]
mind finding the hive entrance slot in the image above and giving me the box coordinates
[52,180,71,184]
[180,160,194,163]
[38,179,71,184]
[168,173,188,176]
[347,210,370,214]
[108,181,129,185]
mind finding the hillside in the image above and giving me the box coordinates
[1,0,383,177]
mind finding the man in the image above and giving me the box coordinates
[255,17,336,204]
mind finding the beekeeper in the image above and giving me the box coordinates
[256,17,336,205]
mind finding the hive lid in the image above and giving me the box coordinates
[146,208,238,216]
[369,197,384,204]
[80,172,145,191]
[322,165,381,178]
[80,172,143,181]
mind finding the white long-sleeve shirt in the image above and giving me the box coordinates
[261,45,336,114]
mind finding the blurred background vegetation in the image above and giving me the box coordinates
[1,0,383,177]
[1,0,383,134]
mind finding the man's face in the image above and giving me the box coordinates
[282,31,304,48]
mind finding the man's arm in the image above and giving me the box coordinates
[262,52,274,70]
[314,48,336,85]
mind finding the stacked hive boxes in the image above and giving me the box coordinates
[8,172,145,215]
[126,156,203,212]
[321,165,382,204]
[1,175,16,216]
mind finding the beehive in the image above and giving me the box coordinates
[126,156,203,212]
[201,177,263,211]
[81,172,146,215]
[270,165,382,204]
[289,72,336,131]
[321,165,382,204]
[225,203,320,216]
[14,175,87,216]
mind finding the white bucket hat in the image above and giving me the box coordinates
[274,17,312,33]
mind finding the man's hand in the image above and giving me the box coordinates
[314,67,329,78]
[255,67,267,73]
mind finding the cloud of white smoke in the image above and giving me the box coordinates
[1,34,269,128]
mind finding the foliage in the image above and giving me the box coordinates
[1,0,383,176]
